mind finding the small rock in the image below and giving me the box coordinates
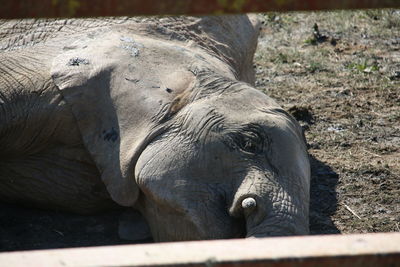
[327,126,345,133]
[389,71,400,80]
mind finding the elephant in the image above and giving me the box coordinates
[0,15,310,241]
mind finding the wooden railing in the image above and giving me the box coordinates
[0,233,399,267]
[1,0,399,19]
[1,2,399,266]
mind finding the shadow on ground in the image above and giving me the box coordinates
[309,155,340,235]
[0,204,151,252]
[0,155,339,252]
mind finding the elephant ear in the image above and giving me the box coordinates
[51,33,149,206]
[51,30,201,206]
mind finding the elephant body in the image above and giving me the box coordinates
[0,16,310,241]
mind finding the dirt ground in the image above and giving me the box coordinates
[0,10,399,252]
[254,9,399,235]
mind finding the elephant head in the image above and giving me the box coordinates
[134,69,310,241]
[51,27,310,241]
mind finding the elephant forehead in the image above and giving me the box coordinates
[200,88,282,124]
[216,86,273,106]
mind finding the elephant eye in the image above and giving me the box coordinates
[237,131,264,154]
[241,139,258,153]
[225,125,265,155]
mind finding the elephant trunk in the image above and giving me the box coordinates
[245,213,309,238]
[243,196,309,238]
[230,165,310,238]
[230,187,309,238]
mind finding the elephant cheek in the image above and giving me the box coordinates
[135,195,199,242]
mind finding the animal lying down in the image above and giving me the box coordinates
[0,15,310,241]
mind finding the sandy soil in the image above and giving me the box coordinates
[0,10,399,252]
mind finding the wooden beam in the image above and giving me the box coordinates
[0,233,399,266]
[1,0,400,19]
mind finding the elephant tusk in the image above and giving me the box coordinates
[241,197,257,209]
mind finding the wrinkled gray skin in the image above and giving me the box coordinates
[0,15,310,241]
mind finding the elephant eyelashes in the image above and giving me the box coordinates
[227,127,264,155]
[241,139,260,154]
[239,134,263,154]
